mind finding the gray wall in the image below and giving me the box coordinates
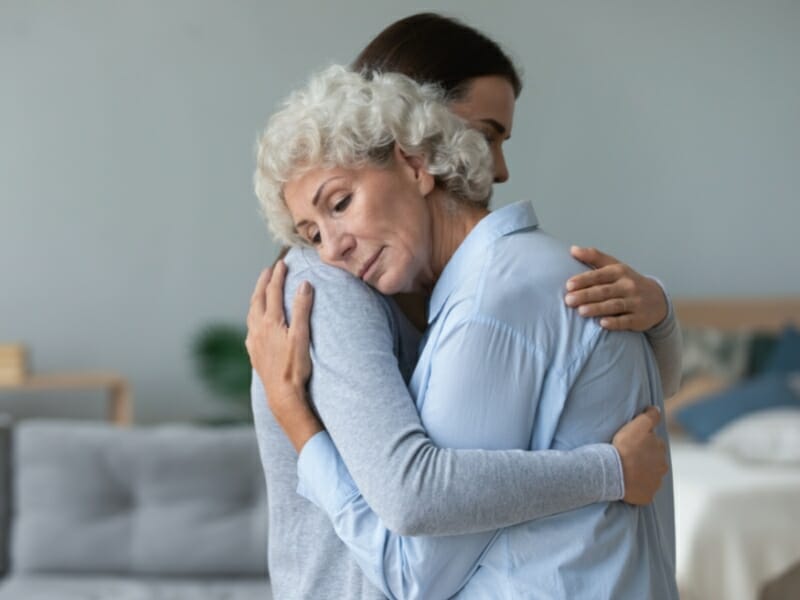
[2,1,798,422]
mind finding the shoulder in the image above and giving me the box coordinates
[477,229,588,317]
[284,247,365,289]
[466,229,603,355]
[495,228,588,285]
[281,246,398,343]
[283,247,384,306]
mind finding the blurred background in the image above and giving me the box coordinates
[1,1,798,420]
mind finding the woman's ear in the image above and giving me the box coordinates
[394,144,435,197]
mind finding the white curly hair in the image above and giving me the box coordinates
[254,64,494,245]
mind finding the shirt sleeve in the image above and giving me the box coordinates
[296,431,501,599]
[643,278,683,397]
[297,431,620,600]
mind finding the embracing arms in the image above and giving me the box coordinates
[247,258,667,532]
[248,259,668,599]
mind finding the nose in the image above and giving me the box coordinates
[319,227,355,266]
[493,147,509,183]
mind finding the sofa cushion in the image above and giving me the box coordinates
[0,415,11,577]
[11,421,267,577]
[0,574,272,600]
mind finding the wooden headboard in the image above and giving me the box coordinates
[674,298,800,332]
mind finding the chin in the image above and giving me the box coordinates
[374,281,403,296]
[373,272,414,296]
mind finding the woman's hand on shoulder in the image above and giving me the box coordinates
[564,246,667,332]
[246,260,323,453]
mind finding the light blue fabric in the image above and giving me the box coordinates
[297,201,678,599]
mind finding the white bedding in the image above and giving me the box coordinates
[671,435,800,600]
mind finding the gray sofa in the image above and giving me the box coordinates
[0,417,272,599]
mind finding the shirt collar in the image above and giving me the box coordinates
[427,201,540,324]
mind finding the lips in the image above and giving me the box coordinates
[358,248,384,281]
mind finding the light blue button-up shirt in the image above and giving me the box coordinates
[297,201,678,599]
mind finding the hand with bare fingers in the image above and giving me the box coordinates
[245,260,322,452]
[612,407,669,505]
[565,246,668,332]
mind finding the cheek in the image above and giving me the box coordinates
[399,222,431,276]
[395,207,428,251]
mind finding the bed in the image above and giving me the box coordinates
[671,298,800,600]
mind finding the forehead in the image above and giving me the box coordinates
[451,75,516,129]
[284,166,352,206]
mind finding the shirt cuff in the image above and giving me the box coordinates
[645,276,675,337]
[590,443,625,501]
[296,431,359,515]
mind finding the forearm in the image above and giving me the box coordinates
[298,433,496,600]
[643,280,683,397]
[305,397,622,537]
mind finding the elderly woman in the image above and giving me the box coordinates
[252,65,678,599]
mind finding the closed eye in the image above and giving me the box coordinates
[334,195,351,213]
[304,227,321,246]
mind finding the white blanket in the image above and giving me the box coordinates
[672,436,800,600]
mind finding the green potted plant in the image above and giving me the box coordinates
[191,324,252,424]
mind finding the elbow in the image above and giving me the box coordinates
[373,490,433,536]
[369,440,452,536]
[662,373,682,399]
[381,504,427,537]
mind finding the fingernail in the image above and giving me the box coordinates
[565,293,576,305]
[578,305,589,315]
[299,280,312,295]
[565,281,576,292]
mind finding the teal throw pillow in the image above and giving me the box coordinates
[763,326,800,373]
[674,371,800,442]
[745,332,778,376]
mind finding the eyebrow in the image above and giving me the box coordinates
[479,118,511,139]
[293,175,347,232]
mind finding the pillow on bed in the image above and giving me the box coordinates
[762,326,800,373]
[664,374,731,433]
[710,405,800,464]
[745,331,779,376]
[674,371,800,442]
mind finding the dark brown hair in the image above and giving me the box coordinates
[352,13,522,101]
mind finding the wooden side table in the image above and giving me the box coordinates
[0,372,133,426]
